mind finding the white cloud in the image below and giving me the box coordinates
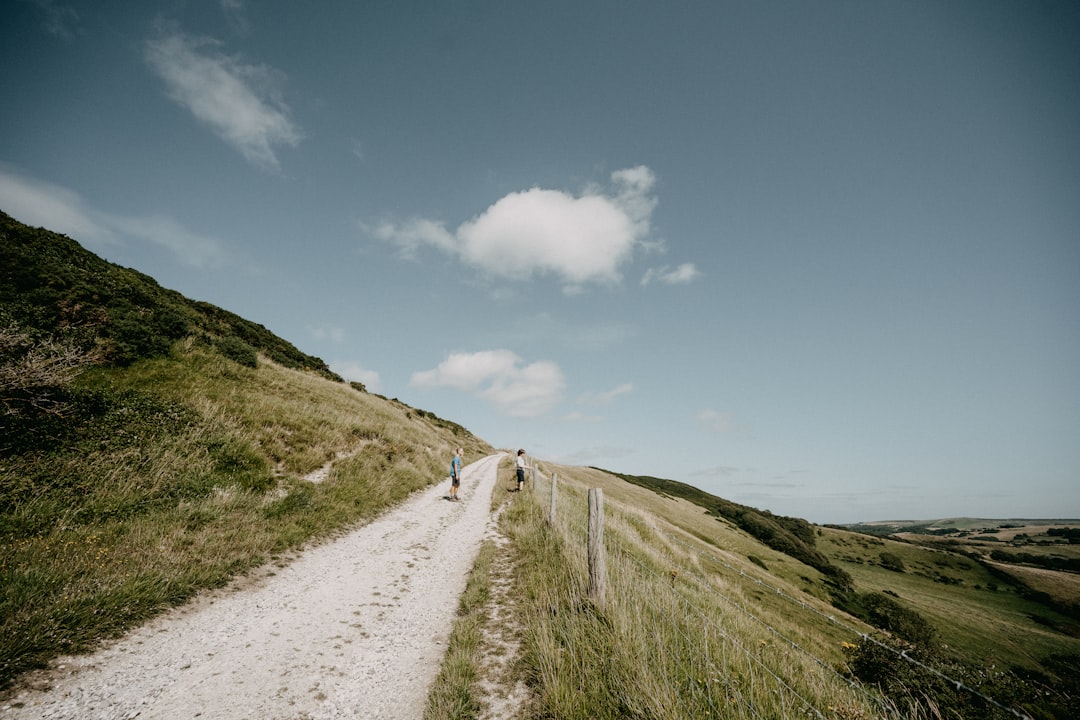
[411,349,565,417]
[373,218,456,259]
[332,361,382,392]
[0,165,107,244]
[0,165,227,268]
[375,166,659,290]
[145,32,302,170]
[563,410,603,423]
[109,213,228,269]
[577,382,635,406]
[697,409,736,434]
[311,326,345,343]
[642,262,700,286]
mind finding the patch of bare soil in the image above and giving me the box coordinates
[473,525,533,720]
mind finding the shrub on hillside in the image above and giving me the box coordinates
[865,591,935,647]
[0,324,100,420]
[878,551,906,572]
[215,335,258,368]
[847,634,1065,720]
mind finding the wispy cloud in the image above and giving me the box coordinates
[0,165,227,268]
[145,31,302,170]
[220,0,251,35]
[375,167,659,292]
[349,138,365,162]
[697,409,737,434]
[24,0,81,40]
[0,164,105,243]
[556,445,636,465]
[311,326,346,343]
[641,262,700,286]
[332,360,382,393]
[411,349,565,417]
[689,465,743,478]
[563,410,603,423]
[577,382,635,406]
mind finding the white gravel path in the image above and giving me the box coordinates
[2,453,504,720]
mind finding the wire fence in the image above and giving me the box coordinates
[527,469,1033,720]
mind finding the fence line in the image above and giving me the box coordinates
[609,532,829,719]
[532,470,872,718]
[659,530,1034,720]
[528,469,1033,720]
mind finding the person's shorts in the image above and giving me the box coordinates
[516,469,525,482]
[451,475,460,487]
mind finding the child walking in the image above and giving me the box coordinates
[449,447,463,501]
[515,449,526,492]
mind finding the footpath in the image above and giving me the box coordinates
[2,453,503,720]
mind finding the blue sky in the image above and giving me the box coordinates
[2,0,1078,523]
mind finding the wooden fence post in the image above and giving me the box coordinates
[548,473,558,525]
[588,488,606,608]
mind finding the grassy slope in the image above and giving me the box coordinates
[435,462,891,720]
[6,212,1078,716]
[1,212,493,688]
[592,467,1080,676]
[1,344,491,689]
[444,464,1078,719]
[817,527,1080,672]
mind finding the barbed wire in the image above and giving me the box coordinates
[536,473,864,718]
[607,532,829,719]
[659,529,1033,720]
[528,469,1034,720]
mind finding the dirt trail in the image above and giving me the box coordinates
[2,453,504,720]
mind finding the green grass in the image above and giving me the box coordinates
[484,464,895,720]
[428,462,1077,718]
[818,527,1080,673]
[4,332,1076,717]
[0,343,490,690]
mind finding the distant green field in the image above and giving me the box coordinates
[818,526,1080,673]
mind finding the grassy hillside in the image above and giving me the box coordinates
[4,212,1077,718]
[576,469,1080,719]
[1,212,491,688]
[1,210,337,376]
[431,462,887,719]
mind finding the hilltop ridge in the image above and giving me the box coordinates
[1,210,337,378]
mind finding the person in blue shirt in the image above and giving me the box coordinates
[449,448,463,501]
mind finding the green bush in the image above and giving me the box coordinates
[863,591,935,647]
[215,335,258,368]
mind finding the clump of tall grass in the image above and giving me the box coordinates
[0,345,490,690]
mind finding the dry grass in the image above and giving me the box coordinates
[431,461,900,720]
[1,344,491,691]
